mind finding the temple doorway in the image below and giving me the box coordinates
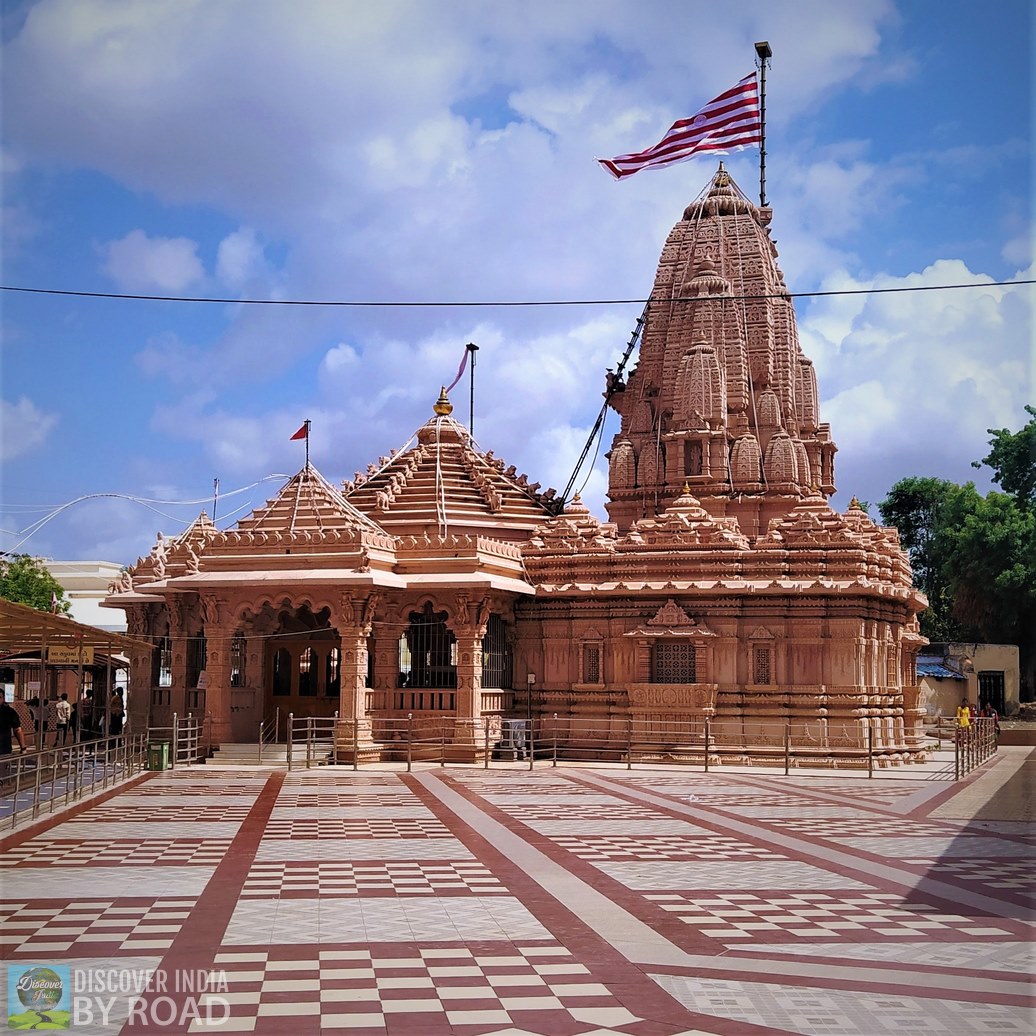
[261,604,342,724]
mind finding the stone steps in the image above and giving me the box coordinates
[209,743,288,765]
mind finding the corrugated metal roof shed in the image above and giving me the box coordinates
[917,659,963,679]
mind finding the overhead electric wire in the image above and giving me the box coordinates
[1,279,1033,308]
[1,475,292,554]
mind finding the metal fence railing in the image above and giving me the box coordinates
[123,710,998,782]
[258,708,281,765]
[311,713,945,778]
[1,733,149,831]
[146,713,207,769]
[954,716,998,780]
[287,712,338,770]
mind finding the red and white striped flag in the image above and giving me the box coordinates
[598,73,760,180]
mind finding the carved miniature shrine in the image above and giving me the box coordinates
[106,168,929,767]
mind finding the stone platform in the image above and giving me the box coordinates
[1,750,1032,1034]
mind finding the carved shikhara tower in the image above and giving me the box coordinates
[107,168,930,768]
[520,168,929,767]
[607,167,836,537]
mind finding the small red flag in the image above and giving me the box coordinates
[290,422,308,441]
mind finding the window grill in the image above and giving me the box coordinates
[272,649,291,696]
[481,615,513,689]
[188,634,206,691]
[400,603,456,689]
[298,647,316,696]
[583,643,601,684]
[326,647,340,697]
[155,636,173,688]
[753,645,772,685]
[652,642,696,683]
[230,633,245,687]
[978,671,1006,714]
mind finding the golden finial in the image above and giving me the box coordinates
[682,482,692,495]
[714,162,730,187]
[433,386,453,416]
[849,495,863,510]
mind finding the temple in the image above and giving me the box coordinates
[106,168,930,767]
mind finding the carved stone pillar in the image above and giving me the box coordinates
[451,595,490,749]
[167,596,190,717]
[330,592,378,760]
[125,607,154,733]
[200,594,233,747]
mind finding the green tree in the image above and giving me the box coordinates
[881,406,1036,697]
[878,477,977,642]
[0,555,71,615]
[974,404,1036,508]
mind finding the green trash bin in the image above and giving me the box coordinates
[147,741,170,771]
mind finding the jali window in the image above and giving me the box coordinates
[582,643,601,684]
[753,646,772,685]
[652,642,696,684]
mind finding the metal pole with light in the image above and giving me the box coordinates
[526,672,535,770]
[466,342,479,437]
[758,40,774,206]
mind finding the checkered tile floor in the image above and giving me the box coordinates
[241,861,509,897]
[197,944,646,1033]
[553,834,781,861]
[0,837,233,867]
[261,817,453,839]
[642,890,1017,940]
[1,899,195,954]
[923,859,1036,892]
[74,804,254,823]
[1,754,1031,1036]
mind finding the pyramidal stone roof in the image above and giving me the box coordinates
[237,463,388,537]
[343,390,559,541]
[115,465,399,590]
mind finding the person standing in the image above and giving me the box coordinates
[109,688,126,737]
[1,689,27,756]
[956,698,972,748]
[956,699,971,728]
[54,693,72,746]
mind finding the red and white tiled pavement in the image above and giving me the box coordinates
[1,750,1033,1035]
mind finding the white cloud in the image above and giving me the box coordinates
[1,396,58,461]
[101,229,205,293]
[1,0,1028,567]
[804,260,1033,509]
[215,227,267,289]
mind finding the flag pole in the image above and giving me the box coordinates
[212,478,219,521]
[754,40,772,207]
[466,342,479,438]
[305,419,311,466]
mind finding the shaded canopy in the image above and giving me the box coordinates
[0,598,146,662]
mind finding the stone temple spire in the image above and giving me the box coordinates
[605,166,837,537]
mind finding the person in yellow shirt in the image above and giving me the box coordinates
[956,699,971,728]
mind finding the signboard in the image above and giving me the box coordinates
[46,645,95,665]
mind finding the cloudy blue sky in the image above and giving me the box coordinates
[1,0,1032,565]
